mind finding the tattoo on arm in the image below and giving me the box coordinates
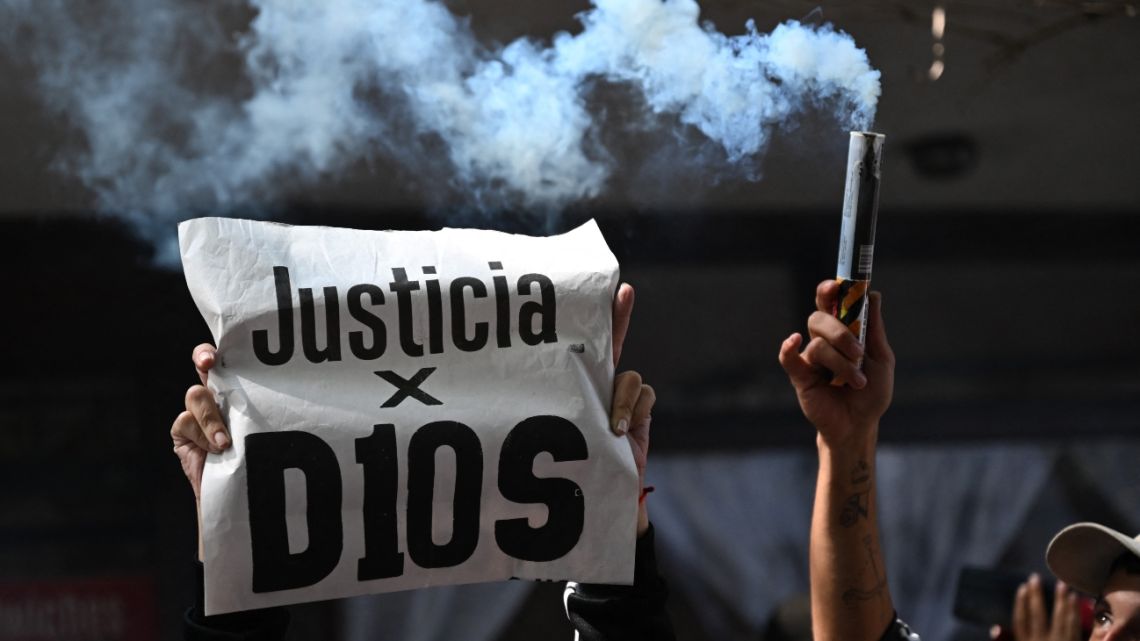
[842,577,887,605]
[842,535,888,607]
[839,460,872,528]
[840,491,870,527]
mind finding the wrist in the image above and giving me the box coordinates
[816,422,879,458]
[636,492,651,537]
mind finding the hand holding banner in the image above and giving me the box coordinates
[178,218,637,615]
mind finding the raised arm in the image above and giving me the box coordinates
[172,343,291,638]
[779,281,901,641]
[564,283,676,641]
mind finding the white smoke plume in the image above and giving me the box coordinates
[1,0,880,261]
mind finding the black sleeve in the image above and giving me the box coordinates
[564,524,676,641]
[184,561,291,641]
[876,614,921,641]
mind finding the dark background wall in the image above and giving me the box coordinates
[1,1,1138,639]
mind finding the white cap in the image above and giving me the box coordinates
[1046,522,1140,596]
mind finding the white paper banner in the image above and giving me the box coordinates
[178,218,637,615]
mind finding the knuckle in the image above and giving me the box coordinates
[185,384,207,406]
[620,370,643,387]
[802,337,825,362]
[836,336,855,354]
[201,409,223,433]
[816,282,837,307]
[778,337,799,361]
[807,310,829,327]
[810,315,846,342]
[819,341,842,362]
[640,384,656,402]
[170,412,188,438]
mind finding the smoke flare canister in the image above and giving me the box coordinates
[833,131,884,386]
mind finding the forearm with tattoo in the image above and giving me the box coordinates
[839,460,871,528]
[810,442,894,641]
[839,460,887,608]
[842,534,887,605]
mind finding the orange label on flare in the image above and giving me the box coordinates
[837,278,868,331]
[832,278,869,387]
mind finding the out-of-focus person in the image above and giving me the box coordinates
[986,573,1085,641]
[1045,523,1140,641]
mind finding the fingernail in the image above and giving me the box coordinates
[213,432,229,449]
[855,371,868,387]
[615,419,628,435]
[1029,573,1040,586]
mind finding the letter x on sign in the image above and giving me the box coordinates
[375,368,443,408]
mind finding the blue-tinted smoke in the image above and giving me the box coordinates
[1,0,880,262]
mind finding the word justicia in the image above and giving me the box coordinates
[251,262,559,366]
